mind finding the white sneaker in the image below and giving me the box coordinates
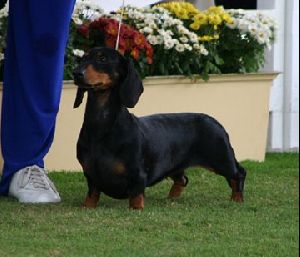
[8,165,61,203]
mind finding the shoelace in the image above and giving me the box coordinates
[20,166,54,191]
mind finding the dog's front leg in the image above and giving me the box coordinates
[128,170,146,210]
[129,194,145,210]
[82,174,100,209]
[83,191,100,209]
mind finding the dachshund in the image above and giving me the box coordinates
[73,47,247,210]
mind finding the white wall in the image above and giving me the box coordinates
[265,0,286,151]
[283,0,299,151]
[266,0,299,152]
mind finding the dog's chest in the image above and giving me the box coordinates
[80,141,130,198]
[91,161,129,199]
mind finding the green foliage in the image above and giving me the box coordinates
[217,26,266,73]
[0,3,277,82]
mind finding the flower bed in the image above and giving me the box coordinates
[0,0,277,81]
[0,1,279,169]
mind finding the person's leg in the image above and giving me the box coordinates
[0,0,75,198]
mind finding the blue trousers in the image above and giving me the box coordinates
[0,0,75,195]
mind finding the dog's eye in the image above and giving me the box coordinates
[96,55,107,62]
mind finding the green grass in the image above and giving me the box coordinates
[0,153,298,257]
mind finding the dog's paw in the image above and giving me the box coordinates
[129,194,144,210]
[168,184,185,199]
[231,192,244,203]
[168,176,188,199]
[82,192,100,209]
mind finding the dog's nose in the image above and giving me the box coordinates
[73,70,85,81]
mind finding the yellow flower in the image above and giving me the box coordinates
[194,13,208,24]
[190,22,201,30]
[199,35,214,42]
[156,2,234,36]
[222,13,234,24]
[199,34,220,42]
[208,14,222,25]
[172,8,189,19]
[207,6,224,15]
[157,2,201,18]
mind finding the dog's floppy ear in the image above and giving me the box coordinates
[73,88,86,108]
[119,59,144,108]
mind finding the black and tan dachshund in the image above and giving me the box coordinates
[73,47,247,210]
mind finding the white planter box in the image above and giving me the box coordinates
[0,72,278,171]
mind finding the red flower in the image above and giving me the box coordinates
[106,22,119,36]
[78,24,89,37]
[131,48,140,60]
[80,18,154,65]
[133,33,146,48]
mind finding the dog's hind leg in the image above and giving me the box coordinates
[211,160,246,203]
[200,145,246,203]
[204,135,247,203]
[230,162,247,203]
[168,170,189,199]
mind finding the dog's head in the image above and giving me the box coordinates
[73,47,144,108]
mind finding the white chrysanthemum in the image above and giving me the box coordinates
[248,23,259,34]
[147,35,156,44]
[128,9,142,19]
[0,2,9,18]
[149,23,158,30]
[180,37,189,43]
[72,0,104,22]
[173,39,179,45]
[238,20,250,33]
[156,35,164,45]
[73,18,83,25]
[184,44,192,51]
[163,34,172,42]
[188,33,199,43]
[145,17,155,25]
[73,49,85,57]
[193,44,201,50]
[143,27,154,34]
[175,44,185,53]
[195,44,209,56]
[177,25,189,35]
[164,39,175,50]
[200,48,209,56]
[147,34,163,45]
[123,5,206,55]
[228,10,276,46]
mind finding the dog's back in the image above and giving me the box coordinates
[139,113,236,186]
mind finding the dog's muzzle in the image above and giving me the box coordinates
[73,69,86,86]
[73,70,105,90]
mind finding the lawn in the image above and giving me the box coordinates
[0,153,298,257]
